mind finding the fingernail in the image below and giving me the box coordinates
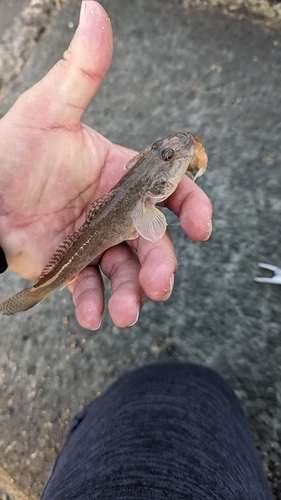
[91,318,101,331]
[169,273,175,295]
[163,273,174,300]
[128,303,140,327]
[79,1,86,23]
[79,1,103,47]
[203,216,212,241]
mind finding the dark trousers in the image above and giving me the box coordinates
[41,363,273,499]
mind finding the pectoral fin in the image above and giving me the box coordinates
[132,200,167,242]
[126,229,139,240]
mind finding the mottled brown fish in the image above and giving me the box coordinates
[0,132,208,315]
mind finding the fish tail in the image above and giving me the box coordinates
[0,287,49,315]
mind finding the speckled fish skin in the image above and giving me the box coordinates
[0,131,208,315]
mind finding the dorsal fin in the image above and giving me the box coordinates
[125,144,152,171]
[85,191,115,220]
[39,229,82,280]
[39,191,116,281]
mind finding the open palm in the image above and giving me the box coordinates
[0,1,212,330]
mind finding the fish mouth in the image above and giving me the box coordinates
[187,135,208,181]
[193,166,206,182]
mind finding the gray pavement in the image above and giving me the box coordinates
[0,0,68,101]
[0,0,30,41]
[0,0,281,498]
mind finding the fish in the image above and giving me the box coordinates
[0,131,208,315]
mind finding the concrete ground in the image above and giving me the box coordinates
[0,0,68,100]
[0,0,281,498]
[0,0,30,42]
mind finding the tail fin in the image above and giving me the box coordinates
[0,287,49,315]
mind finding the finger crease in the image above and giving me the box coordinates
[79,67,103,86]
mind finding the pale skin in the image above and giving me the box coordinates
[0,1,212,330]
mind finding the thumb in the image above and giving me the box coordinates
[31,1,113,127]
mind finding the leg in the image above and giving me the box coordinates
[41,363,273,500]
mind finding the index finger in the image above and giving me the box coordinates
[164,174,212,242]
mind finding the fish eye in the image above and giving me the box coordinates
[162,147,175,161]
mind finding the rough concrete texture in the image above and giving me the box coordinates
[1,0,281,102]
[0,0,69,100]
[0,0,30,42]
[0,0,281,498]
[186,0,281,26]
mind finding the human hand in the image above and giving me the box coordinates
[0,1,212,330]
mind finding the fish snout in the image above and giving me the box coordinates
[188,135,208,181]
